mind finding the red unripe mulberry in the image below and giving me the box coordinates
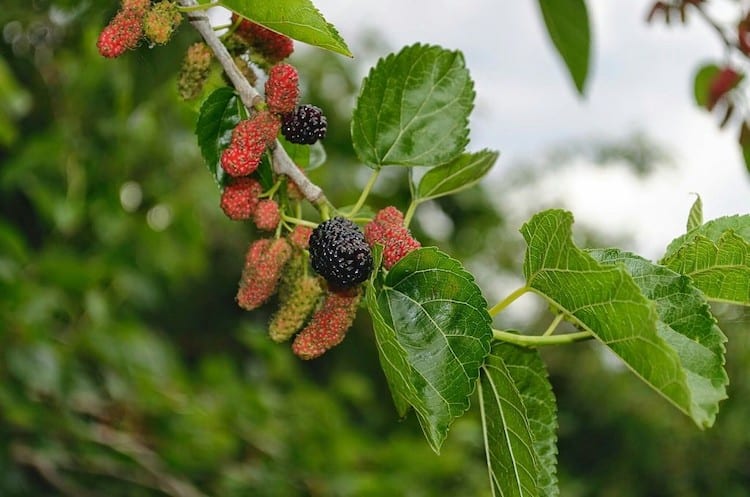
[253,199,281,231]
[265,63,299,115]
[220,177,262,220]
[365,206,421,270]
[288,225,312,250]
[97,8,144,58]
[237,238,292,311]
[220,111,280,177]
[292,287,362,360]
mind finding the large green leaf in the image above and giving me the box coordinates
[195,87,242,188]
[366,247,492,453]
[663,232,750,306]
[521,210,696,424]
[479,346,538,497]
[351,44,474,169]
[590,249,728,427]
[480,343,559,497]
[537,0,591,95]
[663,214,750,259]
[416,150,499,201]
[222,0,351,57]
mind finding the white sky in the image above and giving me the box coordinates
[311,0,750,259]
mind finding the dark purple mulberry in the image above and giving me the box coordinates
[281,104,328,145]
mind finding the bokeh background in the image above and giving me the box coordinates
[1,1,749,496]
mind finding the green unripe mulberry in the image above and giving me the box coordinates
[269,276,323,342]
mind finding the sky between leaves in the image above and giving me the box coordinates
[302,0,750,260]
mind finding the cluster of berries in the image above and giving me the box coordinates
[97,0,181,58]
[218,61,327,228]
[236,225,362,360]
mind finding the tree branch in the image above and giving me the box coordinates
[178,0,329,208]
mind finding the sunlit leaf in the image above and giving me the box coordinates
[352,44,474,168]
[223,0,351,57]
[366,247,492,453]
[590,249,728,427]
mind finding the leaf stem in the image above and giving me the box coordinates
[488,286,528,317]
[403,199,419,228]
[543,313,565,337]
[282,215,318,229]
[346,169,380,218]
[492,329,593,347]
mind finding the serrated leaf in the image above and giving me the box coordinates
[537,0,591,95]
[693,64,720,108]
[195,87,242,188]
[352,44,474,169]
[521,210,695,424]
[416,150,499,201]
[223,0,351,57]
[663,232,750,306]
[479,346,539,497]
[687,193,703,231]
[589,249,728,427]
[481,342,559,497]
[366,247,492,453]
[663,214,750,260]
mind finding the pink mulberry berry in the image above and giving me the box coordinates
[291,287,361,359]
[265,63,299,115]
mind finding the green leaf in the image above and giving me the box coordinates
[663,214,750,260]
[351,44,474,169]
[366,247,492,453]
[589,249,728,427]
[222,0,351,57]
[521,210,695,425]
[278,136,327,171]
[687,193,703,231]
[479,346,539,497]
[693,64,720,108]
[663,232,750,306]
[480,342,559,497]
[195,87,242,188]
[537,0,591,94]
[416,150,499,201]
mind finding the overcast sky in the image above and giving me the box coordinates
[308,0,750,259]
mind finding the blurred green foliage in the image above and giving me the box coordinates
[1,2,749,496]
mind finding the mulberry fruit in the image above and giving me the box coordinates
[309,217,373,289]
[288,225,312,250]
[291,287,362,360]
[236,238,292,310]
[265,63,299,115]
[365,206,421,270]
[220,111,280,177]
[97,7,144,58]
[281,105,327,145]
[253,199,280,231]
[269,276,323,343]
[178,42,212,100]
[143,1,182,45]
[234,16,294,63]
[220,177,262,220]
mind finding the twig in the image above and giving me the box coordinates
[177,0,329,208]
